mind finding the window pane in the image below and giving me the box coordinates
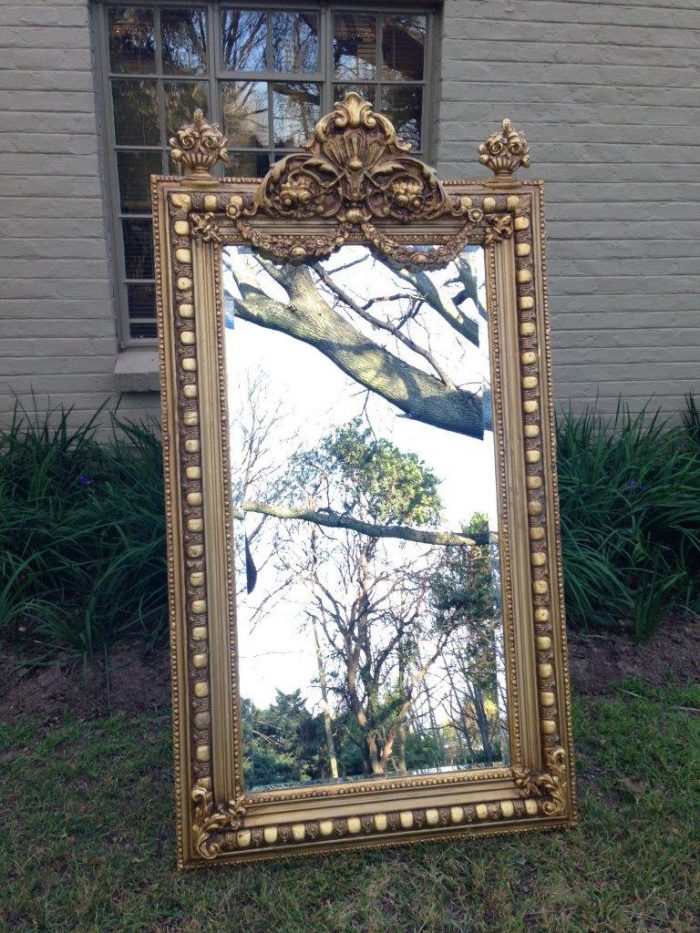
[122,218,154,279]
[222,81,268,148]
[272,12,319,73]
[117,150,162,213]
[112,80,159,145]
[272,83,320,148]
[222,10,267,71]
[108,7,156,74]
[161,8,207,75]
[130,320,158,339]
[382,16,426,80]
[164,81,209,138]
[333,13,377,80]
[381,85,422,150]
[332,84,376,107]
[127,283,156,330]
[225,151,270,177]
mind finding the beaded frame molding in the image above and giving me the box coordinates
[152,95,576,869]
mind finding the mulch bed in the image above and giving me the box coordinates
[1,617,697,726]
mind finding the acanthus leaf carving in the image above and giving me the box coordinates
[192,782,246,860]
[250,92,457,226]
[512,747,568,817]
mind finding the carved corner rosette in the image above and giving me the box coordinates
[170,109,230,180]
[512,747,568,817]
[192,782,247,860]
[479,119,531,177]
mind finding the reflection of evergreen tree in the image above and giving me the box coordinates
[242,689,329,788]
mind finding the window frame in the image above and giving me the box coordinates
[94,0,441,348]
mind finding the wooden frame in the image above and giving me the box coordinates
[152,95,576,868]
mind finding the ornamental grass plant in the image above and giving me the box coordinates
[556,396,700,640]
[0,397,698,661]
[0,403,167,662]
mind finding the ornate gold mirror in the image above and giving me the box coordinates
[153,95,576,868]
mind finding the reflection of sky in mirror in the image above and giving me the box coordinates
[222,245,508,785]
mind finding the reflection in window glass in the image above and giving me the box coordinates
[222,10,267,71]
[272,12,319,72]
[332,83,375,107]
[127,283,157,335]
[164,81,209,137]
[272,83,321,148]
[226,151,271,177]
[161,8,208,75]
[333,13,377,80]
[122,218,154,278]
[112,80,159,145]
[382,85,422,150]
[382,16,425,81]
[117,150,163,213]
[222,81,269,148]
[108,7,156,73]
[102,4,434,342]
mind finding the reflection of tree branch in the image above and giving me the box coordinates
[225,255,483,439]
[391,266,480,347]
[232,500,488,546]
[311,263,457,390]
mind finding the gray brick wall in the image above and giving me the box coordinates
[437,0,700,416]
[0,0,159,426]
[0,0,698,428]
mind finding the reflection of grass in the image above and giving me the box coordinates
[2,685,698,931]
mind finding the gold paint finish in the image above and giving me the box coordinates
[154,100,575,868]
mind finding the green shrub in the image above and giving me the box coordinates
[1,395,697,659]
[0,403,167,660]
[557,396,700,640]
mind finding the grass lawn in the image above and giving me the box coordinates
[1,683,698,933]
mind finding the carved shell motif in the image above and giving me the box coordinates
[252,92,457,224]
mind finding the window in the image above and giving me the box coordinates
[97,3,439,344]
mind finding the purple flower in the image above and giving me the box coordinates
[77,473,93,487]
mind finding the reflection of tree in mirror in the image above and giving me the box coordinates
[224,247,490,440]
[224,246,508,789]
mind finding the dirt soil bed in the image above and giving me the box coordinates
[568,616,699,695]
[1,618,697,725]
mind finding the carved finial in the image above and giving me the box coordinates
[169,109,230,180]
[479,118,531,177]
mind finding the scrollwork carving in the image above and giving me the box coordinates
[191,782,246,860]
[512,747,567,817]
[250,92,456,225]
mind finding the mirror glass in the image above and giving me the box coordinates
[222,244,509,792]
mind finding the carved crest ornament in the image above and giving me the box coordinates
[169,94,531,264]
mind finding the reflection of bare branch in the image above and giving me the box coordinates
[391,265,480,347]
[224,253,483,439]
[312,263,457,390]
[232,500,488,546]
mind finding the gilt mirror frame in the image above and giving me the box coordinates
[152,95,576,869]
